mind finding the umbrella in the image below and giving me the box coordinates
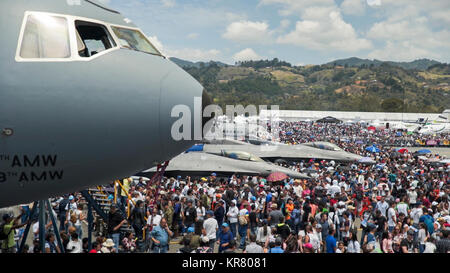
[355,140,364,144]
[368,126,376,131]
[365,145,380,153]
[286,131,293,136]
[398,148,409,154]
[417,156,428,160]
[358,157,375,164]
[267,172,288,182]
[416,149,431,154]
[426,140,437,146]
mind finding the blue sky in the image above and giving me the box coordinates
[101,0,450,65]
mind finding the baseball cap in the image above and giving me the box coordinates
[206,210,214,216]
[407,230,415,236]
[2,213,12,221]
[211,173,217,176]
[68,195,74,201]
[187,227,195,233]
[316,224,322,229]
[222,223,229,228]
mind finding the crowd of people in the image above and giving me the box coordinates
[277,121,449,147]
[1,122,449,254]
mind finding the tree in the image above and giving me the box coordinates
[381,98,404,112]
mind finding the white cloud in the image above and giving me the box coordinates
[187,33,199,39]
[366,0,381,6]
[259,0,336,16]
[280,19,290,29]
[161,0,175,8]
[368,41,439,61]
[233,48,263,62]
[277,7,372,52]
[148,36,164,53]
[223,21,272,43]
[365,1,450,62]
[165,48,222,62]
[341,0,366,16]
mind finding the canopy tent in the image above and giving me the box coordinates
[416,149,432,155]
[365,145,380,153]
[316,116,342,123]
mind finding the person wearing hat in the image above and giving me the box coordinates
[101,238,116,253]
[226,200,239,239]
[195,235,213,253]
[203,211,218,250]
[217,223,233,253]
[107,205,128,251]
[268,203,283,227]
[1,212,28,253]
[182,199,197,234]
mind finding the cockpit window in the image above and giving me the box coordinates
[20,14,70,58]
[305,142,342,151]
[111,26,161,55]
[222,151,264,162]
[75,21,116,57]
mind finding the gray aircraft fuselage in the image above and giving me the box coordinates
[203,139,364,163]
[141,151,310,179]
[0,0,208,207]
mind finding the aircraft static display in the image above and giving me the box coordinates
[0,0,212,207]
[202,138,368,164]
[140,148,310,179]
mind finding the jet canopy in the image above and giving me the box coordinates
[221,150,265,162]
[304,142,343,151]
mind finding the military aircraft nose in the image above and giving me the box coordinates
[159,63,213,163]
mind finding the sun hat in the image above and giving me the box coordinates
[103,238,115,248]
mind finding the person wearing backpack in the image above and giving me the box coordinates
[238,206,249,250]
[1,213,28,253]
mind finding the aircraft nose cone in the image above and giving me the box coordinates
[159,64,213,163]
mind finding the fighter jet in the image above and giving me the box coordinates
[140,149,310,179]
[0,0,212,207]
[202,138,366,163]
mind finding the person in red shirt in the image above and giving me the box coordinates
[89,242,101,253]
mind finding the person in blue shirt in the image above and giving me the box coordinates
[419,208,434,235]
[217,223,233,253]
[326,229,337,253]
[151,217,173,253]
[269,237,284,253]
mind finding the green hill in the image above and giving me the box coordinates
[176,58,449,113]
[326,57,441,70]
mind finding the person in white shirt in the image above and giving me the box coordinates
[146,208,162,231]
[387,202,397,232]
[202,211,218,249]
[376,197,389,217]
[66,233,82,253]
[196,201,206,221]
[227,200,239,239]
[347,231,360,253]
[408,187,418,204]
[396,198,409,216]
[256,220,271,247]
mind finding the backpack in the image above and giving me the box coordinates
[238,215,248,225]
[58,199,69,214]
[0,223,12,241]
